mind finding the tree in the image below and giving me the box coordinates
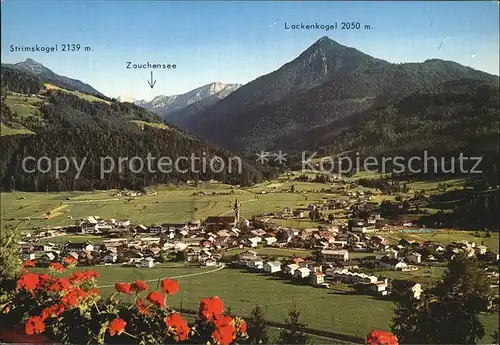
[245,304,269,344]
[391,254,492,344]
[0,223,23,279]
[290,184,295,193]
[275,306,310,344]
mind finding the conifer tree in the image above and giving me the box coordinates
[275,306,310,344]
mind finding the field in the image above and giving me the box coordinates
[31,263,499,343]
[0,181,332,231]
[44,83,111,104]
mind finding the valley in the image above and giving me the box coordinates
[1,2,499,344]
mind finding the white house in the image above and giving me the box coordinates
[294,267,311,279]
[204,259,218,267]
[321,249,349,262]
[407,252,422,264]
[411,283,423,300]
[247,257,264,270]
[475,245,488,255]
[104,253,118,263]
[263,261,282,274]
[310,272,325,285]
[138,257,155,268]
[380,258,408,270]
[264,237,277,246]
[283,263,299,275]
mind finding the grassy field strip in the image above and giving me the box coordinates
[218,199,257,216]
[97,264,226,288]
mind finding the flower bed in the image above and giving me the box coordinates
[0,259,399,345]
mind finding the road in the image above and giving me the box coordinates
[97,263,226,288]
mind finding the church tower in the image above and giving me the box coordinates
[233,199,240,223]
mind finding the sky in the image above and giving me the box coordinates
[1,1,499,100]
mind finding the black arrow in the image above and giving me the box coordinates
[147,71,156,89]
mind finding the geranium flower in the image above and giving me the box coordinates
[87,288,100,296]
[69,271,87,283]
[41,304,65,320]
[108,318,126,336]
[146,291,165,308]
[161,278,179,295]
[165,313,190,341]
[131,280,148,293]
[199,296,225,322]
[23,260,36,268]
[47,278,71,293]
[137,298,151,315]
[237,319,247,334]
[366,330,399,345]
[115,283,132,295]
[17,273,40,291]
[61,287,87,307]
[85,270,99,279]
[64,256,78,266]
[25,316,45,335]
[212,315,235,345]
[49,262,65,273]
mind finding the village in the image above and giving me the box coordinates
[16,190,500,304]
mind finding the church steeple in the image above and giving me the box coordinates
[233,199,240,223]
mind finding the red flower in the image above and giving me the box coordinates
[64,256,77,266]
[41,304,64,320]
[212,316,235,345]
[108,318,126,336]
[23,260,36,268]
[131,280,148,292]
[366,330,399,345]
[199,296,225,322]
[115,283,132,295]
[61,287,87,307]
[137,298,151,315]
[146,291,165,308]
[161,278,179,295]
[165,313,190,341]
[237,320,247,334]
[85,270,99,279]
[87,288,100,296]
[17,273,40,291]
[47,278,71,293]
[25,316,45,335]
[49,262,65,272]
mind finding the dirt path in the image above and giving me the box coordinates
[97,263,226,288]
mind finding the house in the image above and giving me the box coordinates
[247,257,264,270]
[411,283,423,299]
[321,249,349,262]
[374,249,399,260]
[104,253,118,263]
[407,252,422,264]
[65,242,94,253]
[22,252,36,261]
[263,261,282,274]
[351,225,376,233]
[204,216,237,232]
[39,252,56,264]
[294,267,311,279]
[310,272,325,285]
[204,259,218,267]
[475,245,488,255]
[283,263,299,275]
[367,281,388,296]
[379,258,408,270]
[138,257,155,268]
[264,237,277,246]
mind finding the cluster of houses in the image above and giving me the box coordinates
[233,249,424,299]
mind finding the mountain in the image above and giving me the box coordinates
[2,58,105,97]
[139,82,241,119]
[0,66,264,191]
[175,37,499,154]
[290,78,499,158]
